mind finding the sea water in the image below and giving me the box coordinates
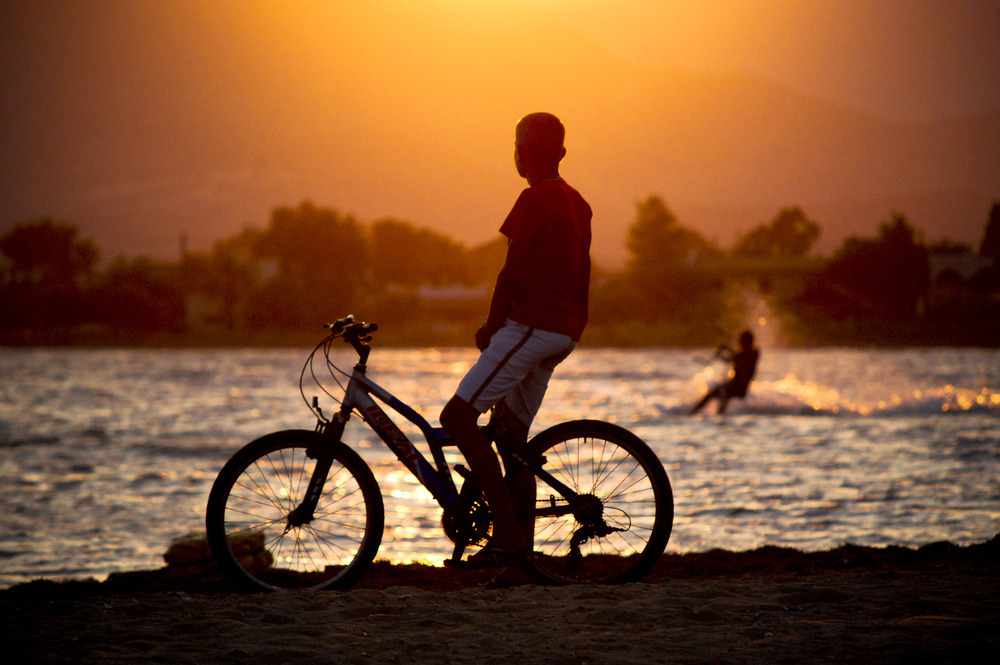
[1,346,997,588]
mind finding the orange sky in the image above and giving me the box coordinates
[1,0,998,266]
[562,0,1000,121]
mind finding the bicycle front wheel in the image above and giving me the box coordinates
[528,420,673,584]
[206,430,384,592]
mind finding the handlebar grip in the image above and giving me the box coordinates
[325,314,356,333]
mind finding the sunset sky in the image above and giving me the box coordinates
[2,0,998,267]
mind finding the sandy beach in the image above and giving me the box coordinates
[4,536,997,664]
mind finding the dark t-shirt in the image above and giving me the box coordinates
[726,348,759,396]
[499,179,592,340]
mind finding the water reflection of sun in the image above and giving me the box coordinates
[759,376,1000,415]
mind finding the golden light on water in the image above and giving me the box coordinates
[755,375,999,415]
[5,346,998,586]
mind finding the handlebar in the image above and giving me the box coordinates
[325,315,353,333]
[325,315,378,363]
[326,315,378,337]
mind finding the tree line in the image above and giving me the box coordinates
[2,198,998,346]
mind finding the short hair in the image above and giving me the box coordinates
[739,330,754,345]
[516,112,564,163]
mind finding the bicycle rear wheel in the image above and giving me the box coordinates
[206,430,383,592]
[527,420,673,584]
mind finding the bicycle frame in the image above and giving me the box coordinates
[303,346,584,535]
[343,359,459,509]
[208,319,674,590]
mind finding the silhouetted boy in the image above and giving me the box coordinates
[440,113,591,573]
[691,330,759,414]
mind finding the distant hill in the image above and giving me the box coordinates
[1,4,997,268]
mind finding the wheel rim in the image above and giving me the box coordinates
[220,445,372,590]
[531,432,667,583]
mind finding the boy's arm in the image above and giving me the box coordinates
[478,268,512,349]
[478,227,535,349]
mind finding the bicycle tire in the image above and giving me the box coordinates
[206,430,384,592]
[526,420,673,584]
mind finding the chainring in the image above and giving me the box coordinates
[441,493,492,547]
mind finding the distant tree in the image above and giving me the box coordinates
[626,196,719,270]
[467,236,507,284]
[820,213,930,317]
[0,218,98,286]
[96,256,185,332]
[623,196,725,321]
[249,201,368,327]
[980,201,1000,261]
[0,219,99,331]
[253,202,367,280]
[369,219,472,286]
[212,226,264,267]
[731,207,820,258]
[180,228,262,330]
[968,267,1000,294]
[242,275,313,330]
[970,201,1000,296]
[928,239,972,255]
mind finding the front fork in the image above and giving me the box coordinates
[285,409,349,529]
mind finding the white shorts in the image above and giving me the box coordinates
[455,320,576,426]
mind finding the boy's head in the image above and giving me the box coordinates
[514,112,566,179]
[739,330,754,348]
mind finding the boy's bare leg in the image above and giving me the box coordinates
[440,396,528,555]
[493,402,536,544]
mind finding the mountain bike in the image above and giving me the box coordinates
[205,316,674,591]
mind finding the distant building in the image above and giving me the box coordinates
[184,292,225,330]
[925,247,998,318]
[416,283,490,302]
[929,253,994,286]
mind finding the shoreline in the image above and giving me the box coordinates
[3,317,1000,349]
[5,535,997,598]
[5,537,997,663]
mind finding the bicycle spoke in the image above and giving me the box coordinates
[208,432,383,591]
[527,422,672,584]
